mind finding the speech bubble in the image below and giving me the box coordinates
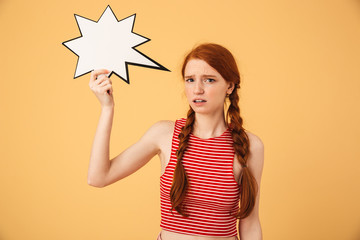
[62,5,170,84]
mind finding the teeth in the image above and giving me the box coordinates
[194,100,205,102]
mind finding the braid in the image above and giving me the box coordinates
[227,85,258,219]
[170,107,195,217]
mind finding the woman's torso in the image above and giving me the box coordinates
[156,120,242,240]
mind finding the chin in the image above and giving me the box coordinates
[191,107,212,115]
[190,104,224,116]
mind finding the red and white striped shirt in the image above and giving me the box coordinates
[160,118,241,237]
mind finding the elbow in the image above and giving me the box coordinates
[87,177,106,188]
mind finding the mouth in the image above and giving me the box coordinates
[193,99,207,103]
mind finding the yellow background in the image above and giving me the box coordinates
[1,0,359,239]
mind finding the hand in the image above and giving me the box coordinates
[89,69,114,108]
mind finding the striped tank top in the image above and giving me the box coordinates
[160,118,241,237]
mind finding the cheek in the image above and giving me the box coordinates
[208,88,226,99]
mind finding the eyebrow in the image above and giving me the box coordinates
[203,75,217,78]
[184,74,217,78]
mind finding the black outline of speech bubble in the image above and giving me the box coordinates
[62,5,170,84]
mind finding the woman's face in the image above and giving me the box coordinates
[184,58,234,115]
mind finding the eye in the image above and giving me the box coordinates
[185,78,194,82]
[205,78,215,83]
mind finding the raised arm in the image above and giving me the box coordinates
[87,69,170,187]
[88,116,167,188]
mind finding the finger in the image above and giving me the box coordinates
[102,84,112,91]
[94,75,109,86]
[108,86,113,96]
[98,80,110,88]
[93,69,110,76]
[91,69,110,82]
[90,71,96,85]
[90,70,107,87]
[89,75,100,90]
[100,85,112,95]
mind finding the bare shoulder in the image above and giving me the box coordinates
[244,130,264,153]
[150,120,175,135]
[143,120,175,145]
[148,120,175,157]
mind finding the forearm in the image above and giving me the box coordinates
[87,106,114,187]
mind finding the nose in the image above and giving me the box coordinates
[193,81,204,94]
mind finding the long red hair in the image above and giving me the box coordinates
[169,43,258,219]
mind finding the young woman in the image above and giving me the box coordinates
[88,43,264,240]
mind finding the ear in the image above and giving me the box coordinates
[227,82,235,95]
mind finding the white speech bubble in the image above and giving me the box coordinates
[63,5,170,84]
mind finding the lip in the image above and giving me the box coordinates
[192,98,207,102]
[193,99,207,107]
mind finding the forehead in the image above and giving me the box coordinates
[184,59,220,76]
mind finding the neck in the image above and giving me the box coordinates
[192,111,228,139]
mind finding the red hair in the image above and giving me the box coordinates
[170,43,258,219]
